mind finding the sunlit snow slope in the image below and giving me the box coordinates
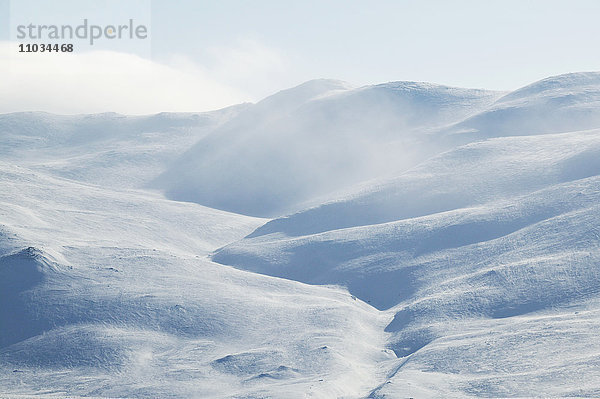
[0,162,391,399]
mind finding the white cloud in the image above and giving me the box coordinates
[0,40,288,115]
[204,38,294,99]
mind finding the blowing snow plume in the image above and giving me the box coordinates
[153,79,502,217]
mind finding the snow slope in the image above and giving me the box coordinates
[249,128,600,237]
[442,71,600,144]
[215,129,600,303]
[0,106,246,189]
[0,163,392,398]
[214,128,600,395]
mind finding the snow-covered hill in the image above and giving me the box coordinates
[442,71,600,144]
[210,76,600,396]
[2,72,600,398]
[214,130,600,346]
[0,106,246,189]
[153,73,600,218]
[153,80,503,217]
[0,163,391,398]
[248,128,600,237]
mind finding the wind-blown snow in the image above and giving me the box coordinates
[153,79,503,217]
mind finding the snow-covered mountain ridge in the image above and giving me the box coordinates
[2,72,600,398]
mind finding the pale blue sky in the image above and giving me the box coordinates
[2,0,600,113]
[148,0,600,91]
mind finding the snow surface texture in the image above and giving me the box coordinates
[1,72,600,398]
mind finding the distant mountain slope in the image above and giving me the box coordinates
[215,129,600,307]
[154,73,600,218]
[443,72,600,143]
[0,106,247,188]
[154,80,502,217]
[250,128,600,237]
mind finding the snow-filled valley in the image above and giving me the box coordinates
[1,72,600,398]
